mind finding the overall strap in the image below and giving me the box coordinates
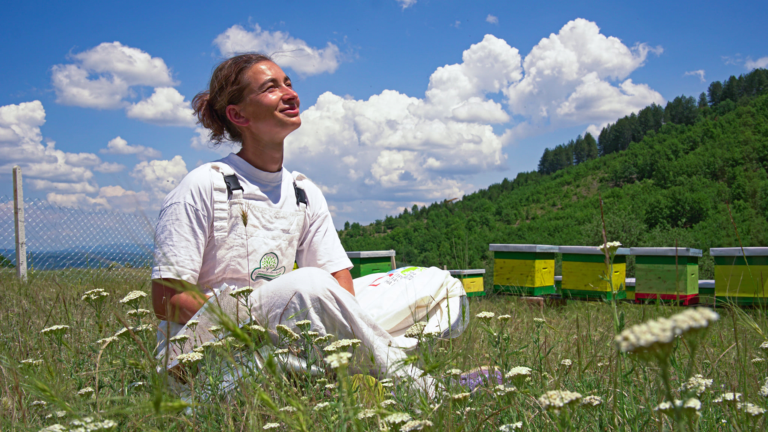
[291,171,309,211]
[210,163,242,242]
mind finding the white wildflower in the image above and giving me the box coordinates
[614,308,718,359]
[119,290,147,306]
[384,413,412,424]
[186,320,199,331]
[752,357,765,364]
[499,423,523,432]
[447,369,462,377]
[533,318,546,324]
[380,399,397,407]
[39,425,67,432]
[21,359,44,367]
[738,402,766,417]
[279,406,296,412]
[31,400,47,407]
[324,352,352,369]
[169,334,190,344]
[276,324,300,341]
[208,325,222,333]
[324,339,361,353]
[77,387,94,397]
[538,390,582,413]
[274,349,289,355]
[494,385,517,396]
[560,359,572,367]
[581,395,603,407]
[679,374,713,396]
[497,315,512,321]
[357,409,378,419]
[40,325,69,336]
[400,420,433,431]
[176,352,204,366]
[760,340,768,351]
[81,289,109,302]
[598,241,622,254]
[404,322,427,339]
[325,384,337,390]
[505,366,532,380]
[713,392,742,403]
[295,320,312,331]
[229,286,254,299]
[314,402,330,411]
[476,311,495,321]
[451,392,471,402]
[314,334,334,344]
[263,423,281,430]
[246,324,266,333]
[760,382,768,398]
[306,331,319,338]
[127,309,150,317]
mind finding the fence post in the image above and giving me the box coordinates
[13,166,27,282]
[390,249,396,271]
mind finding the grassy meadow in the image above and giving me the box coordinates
[1,269,768,431]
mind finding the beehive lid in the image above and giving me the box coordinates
[559,246,630,255]
[448,269,486,276]
[346,250,396,258]
[489,244,559,253]
[710,247,768,257]
[625,277,636,287]
[699,280,715,289]
[629,247,703,257]
[555,275,562,282]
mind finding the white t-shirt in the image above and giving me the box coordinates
[152,153,352,289]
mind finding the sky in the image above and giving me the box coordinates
[1,0,766,229]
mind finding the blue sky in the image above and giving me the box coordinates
[1,0,766,227]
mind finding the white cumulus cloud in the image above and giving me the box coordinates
[214,24,341,76]
[46,185,151,212]
[100,136,161,160]
[486,14,499,24]
[684,70,706,82]
[126,87,195,127]
[396,0,417,9]
[504,18,664,126]
[130,155,188,201]
[746,56,768,70]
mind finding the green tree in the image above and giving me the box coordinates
[698,92,708,108]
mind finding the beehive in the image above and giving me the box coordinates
[698,280,715,305]
[630,247,702,305]
[346,250,396,278]
[559,246,630,300]
[624,278,636,301]
[489,244,557,296]
[448,269,486,297]
[710,247,768,305]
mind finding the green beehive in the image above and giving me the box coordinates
[559,246,630,300]
[490,244,558,296]
[698,280,715,305]
[711,247,768,305]
[346,250,396,278]
[448,269,486,297]
[630,247,702,305]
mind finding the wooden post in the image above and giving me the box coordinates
[390,250,396,271]
[13,166,27,282]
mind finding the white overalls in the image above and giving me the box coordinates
[157,163,438,392]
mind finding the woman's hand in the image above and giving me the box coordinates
[152,279,209,324]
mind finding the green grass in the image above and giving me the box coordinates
[1,271,768,431]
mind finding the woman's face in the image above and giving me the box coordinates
[229,61,301,142]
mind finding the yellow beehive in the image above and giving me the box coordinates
[711,247,768,305]
[490,244,557,296]
[559,246,629,300]
[448,269,485,297]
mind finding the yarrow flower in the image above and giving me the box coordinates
[598,241,622,255]
[169,334,190,344]
[186,320,199,331]
[494,385,517,396]
[40,325,69,336]
[314,402,330,411]
[246,324,266,333]
[679,374,713,396]
[581,395,603,407]
[533,318,546,324]
[279,406,296,413]
[505,366,532,380]
[384,413,412,424]
[476,311,495,321]
[295,320,312,331]
[560,359,573,367]
[262,423,280,430]
[323,339,362,353]
[404,322,427,339]
[176,351,204,366]
[229,286,254,299]
[738,402,766,417]
[77,387,95,397]
[39,425,67,432]
[446,369,462,377]
[380,399,397,407]
[81,289,109,302]
[752,357,765,364]
[538,390,582,413]
[760,340,768,351]
[274,349,290,355]
[119,290,147,306]
[451,392,471,402]
[614,308,719,359]
[324,352,352,369]
[21,359,44,367]
[357,409,377,419]
[314,334,334,344]
[276,325,300,341]
[497,315,512,321]
[127,309,150,318]
[760,378,768,398]
[400,420,433,431]
[499,423,523,431]
[713,392,743,403]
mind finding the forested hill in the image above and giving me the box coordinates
[338,73,768,278]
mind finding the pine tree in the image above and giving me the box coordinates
[698,92,708,108]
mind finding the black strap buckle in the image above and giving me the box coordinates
[294,182,308,207]
[223,174,243,197]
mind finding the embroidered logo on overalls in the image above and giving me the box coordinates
[250,252,286,281]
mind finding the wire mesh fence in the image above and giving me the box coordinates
[0,195,155,286]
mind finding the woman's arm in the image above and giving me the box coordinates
[331,268,355,296]
[152,279,209,324]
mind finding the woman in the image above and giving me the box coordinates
[151,54,467,393]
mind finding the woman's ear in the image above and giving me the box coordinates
[226,105,249,127]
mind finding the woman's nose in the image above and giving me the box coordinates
[282,86,299,102]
